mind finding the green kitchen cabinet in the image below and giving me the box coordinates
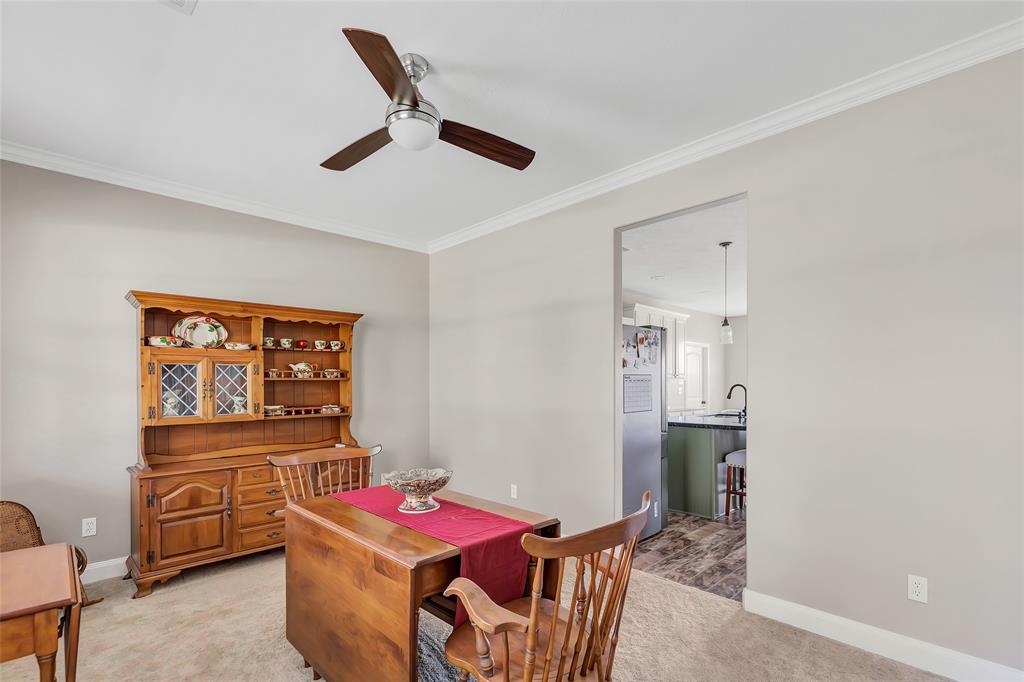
[667,424,746,519]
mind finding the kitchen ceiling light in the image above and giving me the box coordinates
[719,241,734,345]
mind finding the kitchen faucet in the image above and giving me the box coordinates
[727,383,747,421]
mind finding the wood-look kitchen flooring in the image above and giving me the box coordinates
[634,509,746,600]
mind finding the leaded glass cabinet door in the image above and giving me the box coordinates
[151,353,207,425]
[209,356,259,421]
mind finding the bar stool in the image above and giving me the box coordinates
[724,449,747,515]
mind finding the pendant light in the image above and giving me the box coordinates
[719,241,734,345]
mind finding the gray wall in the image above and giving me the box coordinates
[0,162,430,562]
[429,53,1022,668]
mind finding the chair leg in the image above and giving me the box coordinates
[74,573,103,607]
[739,468,746,509]
[725,466,733,516]
[82,590,104,607]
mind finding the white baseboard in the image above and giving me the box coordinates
[742,589,1023,682]
[81,556,129,584]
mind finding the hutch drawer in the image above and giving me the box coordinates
[238,524,285,551]
[238,465,274,486]
[236,499,285,529]
[237,482,285,505]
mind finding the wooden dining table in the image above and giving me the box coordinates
[285,490,560,682]
[0,543,83,682]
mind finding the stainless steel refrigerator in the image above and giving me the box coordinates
[622,324,667,540]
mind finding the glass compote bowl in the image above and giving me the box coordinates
[382,468,453,514]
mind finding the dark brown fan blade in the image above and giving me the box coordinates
[320,127,391,171]
[342,28,418,107]
[439,120,535,170]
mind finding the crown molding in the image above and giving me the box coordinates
[0,142,430,253]
[426,18,1024,254]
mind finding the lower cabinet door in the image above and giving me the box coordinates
[148,471,232,571]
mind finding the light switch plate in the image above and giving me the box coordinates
[82,517,97,537]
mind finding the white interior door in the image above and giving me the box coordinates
[684,343,709,411]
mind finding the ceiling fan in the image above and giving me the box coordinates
[321,28,536,172]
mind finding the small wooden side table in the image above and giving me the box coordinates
[0,543,82,681]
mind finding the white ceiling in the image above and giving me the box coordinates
[2,2,1021,252]
[622,198,747,317]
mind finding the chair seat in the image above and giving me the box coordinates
[725,449,747,467]
[445,596,591,681]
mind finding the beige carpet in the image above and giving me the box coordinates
[0,550,943,681]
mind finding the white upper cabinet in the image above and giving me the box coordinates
[632,306,651,327]
[623,304,689,377]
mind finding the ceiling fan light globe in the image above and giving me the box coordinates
[386,108,440,151]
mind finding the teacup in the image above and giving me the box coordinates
[314,339,327,350]
[263,336,274,348]
[329,340,343,351]
[279,338,293,349]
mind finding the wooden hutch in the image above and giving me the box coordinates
[125,291,363,597]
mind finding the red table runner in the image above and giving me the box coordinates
[333,486,533,626]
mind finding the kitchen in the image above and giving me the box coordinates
[620,195,749,600]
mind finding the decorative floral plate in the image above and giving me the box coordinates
[173,315,228,348]
[223,342,252,350]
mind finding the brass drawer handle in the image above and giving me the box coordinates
[265,509,277,516]
[266,531,282,539]
[266,488,281,495]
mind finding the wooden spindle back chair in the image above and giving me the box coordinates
[267,445,381,505]
[444,490,651,682]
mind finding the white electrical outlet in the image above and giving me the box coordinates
[654,501,659,518]
[82,517,97,537]
[908,574,928,603]
[510,484,518,500]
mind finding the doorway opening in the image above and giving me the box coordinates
[617,194,748,601]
